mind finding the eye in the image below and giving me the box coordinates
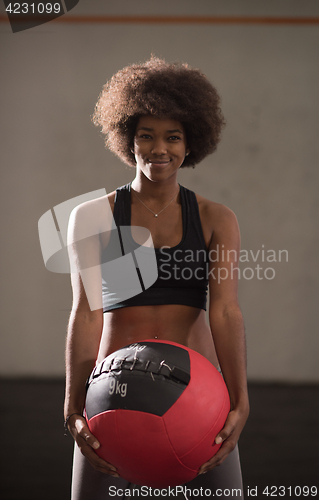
[168,135,182,141]
[139,134,152,139]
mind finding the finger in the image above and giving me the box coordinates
[71,418,119,475]
[214,414,237,445]
[81,443,119,476]
[75,418,101,451]
[198,441,235,474]
[215,435,223,445]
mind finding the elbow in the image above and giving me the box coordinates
[69,306,103,327]
[210,301,242,322]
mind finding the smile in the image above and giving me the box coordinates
[147,159,171,166]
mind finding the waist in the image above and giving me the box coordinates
[103,286,207,312]
[104,303,202,333]
[98,306,218,367]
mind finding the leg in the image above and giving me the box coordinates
[71,444,243,500]
[71,446,180,500]
[71,444,132,500]
[183,445,243,500]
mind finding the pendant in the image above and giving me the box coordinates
[154,214,158,218]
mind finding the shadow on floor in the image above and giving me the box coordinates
[0,379,318,499]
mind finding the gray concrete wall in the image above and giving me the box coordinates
[1,0,318,381]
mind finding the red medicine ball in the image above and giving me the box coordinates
[85,340,230,487]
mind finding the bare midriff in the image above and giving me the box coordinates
[97,304,219,368]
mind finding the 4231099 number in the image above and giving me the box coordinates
[5,3,61,15]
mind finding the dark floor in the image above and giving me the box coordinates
[0,379,318,500]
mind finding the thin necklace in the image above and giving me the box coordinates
[131,186,180,218]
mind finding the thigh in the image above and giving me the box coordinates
[183,445,243,500]
[71,447,183,500]
[71,444,131,500]
[71,444,243,500]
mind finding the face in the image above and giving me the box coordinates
[133,116,189,182]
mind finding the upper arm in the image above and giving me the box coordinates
[208,205,241,311]
[67,200,107,315]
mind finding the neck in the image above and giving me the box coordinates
[131,171,179,201]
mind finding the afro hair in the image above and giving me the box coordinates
[92,56,225,168]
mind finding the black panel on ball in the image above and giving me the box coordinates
[86,342,190,419]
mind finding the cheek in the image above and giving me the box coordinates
[133,145,147,164]
[132,139,137,154]
[177,144,188,157]
[133,140,145,155]
[136,146,152,162]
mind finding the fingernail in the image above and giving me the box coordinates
[215,436,223,444]
[93,442,100,449]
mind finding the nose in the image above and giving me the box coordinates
[151,138,167,155]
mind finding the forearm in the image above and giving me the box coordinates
[64,309,103,419]
[210,304,249,411]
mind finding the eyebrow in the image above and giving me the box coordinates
[137,127,184,134]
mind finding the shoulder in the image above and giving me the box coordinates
[194,192,239,246]
[68,190,117,242]
[195,193,237,222]
[71,191,116,217]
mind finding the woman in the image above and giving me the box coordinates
[64,57,249,499]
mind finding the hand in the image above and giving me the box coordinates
[67,414,119,477]
[198,405,249,475]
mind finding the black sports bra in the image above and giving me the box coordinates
[102,183,209,312]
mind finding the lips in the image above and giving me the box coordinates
[147,159,171,166]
